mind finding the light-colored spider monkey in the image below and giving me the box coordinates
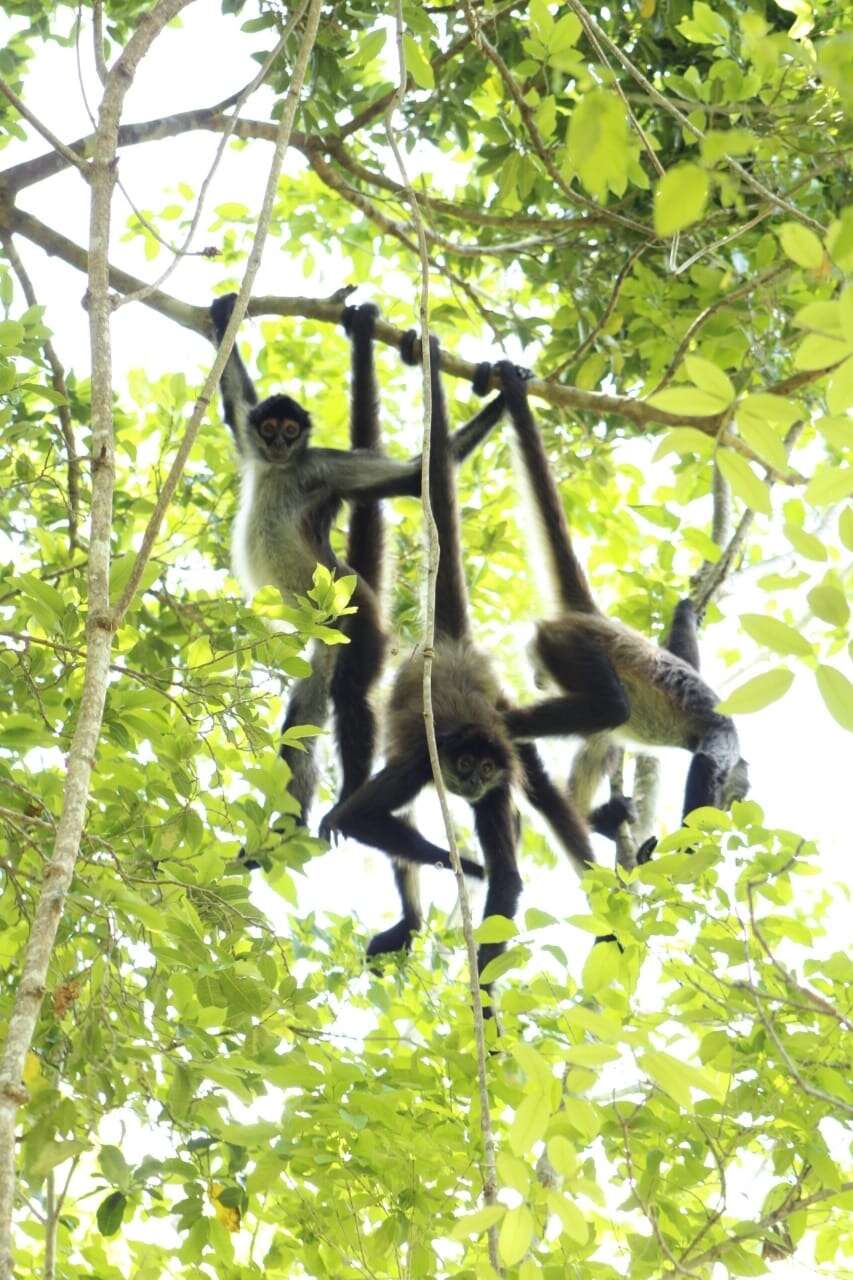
[478,360,749,824]
[209,295,506,842]
[321,332,601,1001]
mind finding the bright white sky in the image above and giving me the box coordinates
[1,6,849,1273]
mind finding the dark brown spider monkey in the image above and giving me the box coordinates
[210,295,506,833]
[321,332,599,999]
[482,360,749,823]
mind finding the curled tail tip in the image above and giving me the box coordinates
[400,328,420,366]
[342,300,380,335]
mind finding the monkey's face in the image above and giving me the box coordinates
[248,394,311,464]
[440,733,510,802]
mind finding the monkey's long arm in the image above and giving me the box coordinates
[514,742,596,877]
[473,786,523,1007]
[210,294,258,441]
[496,361,597,614]
[321,758,486,880]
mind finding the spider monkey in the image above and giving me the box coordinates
[321,331,599,1002]
[209,294,506,830]
[481,360,749,823]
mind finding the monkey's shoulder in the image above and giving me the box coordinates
[388,639,504,738]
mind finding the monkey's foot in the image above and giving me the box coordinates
[366,919,416,967]
[589,795,638,839]
[636,836,657,865]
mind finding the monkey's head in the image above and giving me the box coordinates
[438,725,515,802]
[248,394,312,464]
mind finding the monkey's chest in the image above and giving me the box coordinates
[232,472,328,598]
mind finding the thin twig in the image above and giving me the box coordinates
[547,243,647,381]
[387,3,500,1272]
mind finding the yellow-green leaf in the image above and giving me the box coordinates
[685,355,734,403]
[815,665,853,730]
[784,522,827,561]
[642,1050,694,1110]
[716,667,794,714]
[827,356,853,413]
[737,418,789,473]
[653,427,715,459]
[509,1090,552,1155]
[403,34,435,89]
[716,449,772,515]
[793,333,851,372]
[654,163,709,235]
[546,1135,578,1178]
[450,1204,505,1240]
[793,300,842,333]
[499,1205,534,1267]
[567,90,629,201]
[808,583,850,626]
[474,915,519,944]
[581,936,620,994]
[805,466,853,507]
[740,613,813,657]
[777,221,825,269]
[737,392,802,429]
[647,387,727,416]
[548,1191,588,1244]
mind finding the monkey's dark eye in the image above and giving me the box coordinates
[480,759,495,778]
[457,754,474,775]
[282,419,301,440]
[259,419,276,440]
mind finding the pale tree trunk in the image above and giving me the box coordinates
[0,1,323,1270]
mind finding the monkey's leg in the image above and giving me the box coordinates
[331,581,387,804]
[367,859,423,960]
[682,721,741,819]
[507,629,630,740]
[663,598,701,670]
[321,760,486,880]
[474,786,523,1017]
[515,741,595,877]
[278,642,335,825]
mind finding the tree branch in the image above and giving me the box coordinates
[0,78,91,176]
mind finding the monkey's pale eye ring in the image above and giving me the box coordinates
[457,754,475,775]
[259,419,276,440]
[480,759,495,778]
[282,419,300,440]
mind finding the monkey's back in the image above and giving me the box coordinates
[232,460,340,598]
[386,638,508,755]
[540,613,727,749]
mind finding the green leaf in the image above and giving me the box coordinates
[808,583,850,626]
[451,1204,505,1240]
[642,1050,694,1110]
[529,0,554,41]
[567,90,629,201]
[776,221,825,269]
[654,164,709,235]
[737,418,789,473]
[548,1191,588,1243]
[96,1191,127,1237]
[716,668,794,714]
[793,333,851,372]
[403,35,435,89]
[547,1135,578,1177]
[99,1144,131,1190]
[827,357,853,413]
[784,522,827,561]
[815,665,853,731]
[581,936,621,994]
[478,945,529,983]
[551,12,582,52]
[513,1042,555,1092]
[499,1205,534,1267]
[716,449,772,514]
[474,915,519,944]
[740,614,813,657]
[653,427,715,459]
[0,320,25,349]
[509,1089,552,1155]
[841,507,853,551]
[685,355,734,403]
[805,466,853,507]
[736,392,802,430]
[647,387,727,416]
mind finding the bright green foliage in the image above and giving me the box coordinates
[1,0,853,1276]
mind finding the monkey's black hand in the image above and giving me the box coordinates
[210,292,238,339]
[589,795,638,840]
[342,301,380,336]
[636,835,657,865]
[367,919,414,962]
[400,328,419,366]
[494,358,535,389]
[318,807,341,846]
[472,361,493,396]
